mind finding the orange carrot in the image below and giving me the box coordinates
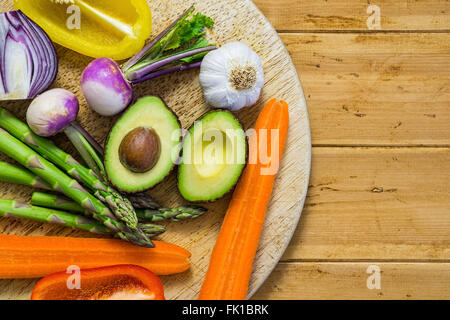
[199,98,289,300]
[0,234,191,279]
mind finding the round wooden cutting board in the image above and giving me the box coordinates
[0,0,311,299]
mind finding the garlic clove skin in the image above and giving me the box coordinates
[199,42,264,111]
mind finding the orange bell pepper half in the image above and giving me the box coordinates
[31,265,165,300]
[14,0,152,60]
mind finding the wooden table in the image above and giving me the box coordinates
[252,0,450,299]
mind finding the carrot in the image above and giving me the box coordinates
[199,98,289,300]
[0,234,191,279]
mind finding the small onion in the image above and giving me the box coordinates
[81,58,133,117]
[27,88,79,137]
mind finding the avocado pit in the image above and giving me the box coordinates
[119,127,161,173]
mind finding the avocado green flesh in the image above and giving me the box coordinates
[105,96,181,193]
[178,111,247,202]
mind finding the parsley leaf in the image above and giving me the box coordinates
[163,13,214,52]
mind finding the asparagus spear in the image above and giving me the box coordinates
[136,206,208,222]
[0,127,153,247]
[31,191,87,213]
[125,192,161,210]
[0,162,167,237]
[0,199,108,234]
[0,108,138,230]
[29,193,166,236]
[0,161,51,190]
[138,223,167,236]
[0,162,203,223]
[0,199,165,238]
[31,192,207,223]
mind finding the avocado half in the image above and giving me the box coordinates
[178,111,247,202]
[105,96,181,193]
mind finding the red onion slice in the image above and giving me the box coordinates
[0,11,57,100]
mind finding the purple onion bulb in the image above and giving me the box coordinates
[26,88,79,137]
[81,57,133,117]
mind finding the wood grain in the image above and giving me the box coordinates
[254,0,450,31]
[254,262,450,299]
[282,148,450,261]
[281,32,450,146]
[0,0,311,300]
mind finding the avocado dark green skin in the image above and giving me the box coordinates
[104,96,182,194]
[177,109,249,203]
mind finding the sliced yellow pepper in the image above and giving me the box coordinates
[14,0,152,60]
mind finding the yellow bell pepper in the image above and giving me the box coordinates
[14,0,152,60]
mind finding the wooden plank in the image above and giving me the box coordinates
[254,262,450,299]
[254,0,450,31]
[281,147,450,261]
[280,33,450,146]
[3,262,449,300]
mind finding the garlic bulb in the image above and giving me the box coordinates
[199,42,264,111]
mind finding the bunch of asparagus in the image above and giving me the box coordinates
[0,108,206,247]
